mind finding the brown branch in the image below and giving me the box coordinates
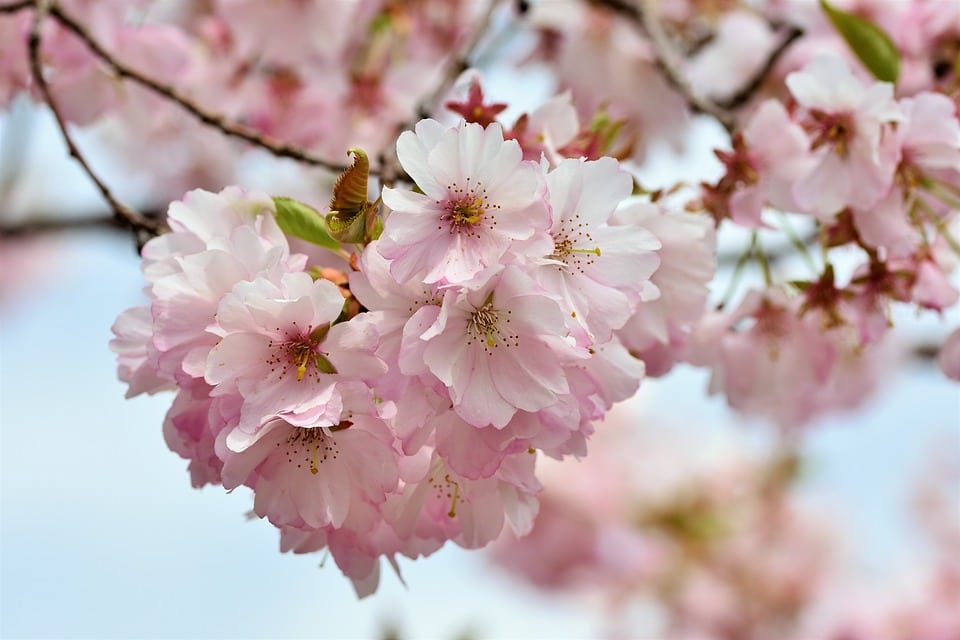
[586,0,736,130]
[27,0,164,239]
[377,0,504,185]
[716,24,804,111]
[587,0,804,130]
[46,2,355,176]
[0,0,32,13]
[0,214,129,236]
[637,0,736,131]
[586,0,641,21]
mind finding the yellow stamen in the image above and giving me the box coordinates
[447,478,460,518]
[570,246,601,257]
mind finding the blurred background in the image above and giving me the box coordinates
[1,98,957,639]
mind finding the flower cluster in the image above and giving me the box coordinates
[695,53,960,428]
[110,115,707,594]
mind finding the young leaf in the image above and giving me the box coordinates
[326,148,372,244]
[820,0,900,83]
[273,196,339,249]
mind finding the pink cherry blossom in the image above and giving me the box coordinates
[404,267,587,429]
[689,286,887,429]
[386,449,540,550]
[110,187,305,396]
[162,379,222,489]
[615,203,716,377]
[534,157,661,343]
[729,99,816,227]
[853,92,960,256]
[347,245,442,401]
[786,55,902,218]
[378,119,551,286]
[205,272,385,451]
[110,305,175,398]
[218,389,399,531]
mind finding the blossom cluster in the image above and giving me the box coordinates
[110,114,716,594]
[692,53,960,428]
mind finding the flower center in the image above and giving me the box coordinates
[449,196,485,226]
[439,178,499,236]
[280,427,339,475]
[428,472,463,518]
[267,323,337,382]
[550,218,601,272]
[808,110,856,158]
[466,300,516,352]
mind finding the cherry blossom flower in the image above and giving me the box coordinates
[218,387,400,531]
[378,119,551,286]
[386,449,540,550]
[162,379,222,489]
[403,267,587,429]
[853,92,960,256]
[110,305,175,398]
[111,187,305,394]
[534,157,661,343]
[706,100,814,228]
[205,272,385,451]
[615,203,716,376]
[786,55,902,219]
[689,287,887,429]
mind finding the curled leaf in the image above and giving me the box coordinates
[326,148,372,243]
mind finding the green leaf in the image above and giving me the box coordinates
[820,0,900,83]
[273,196,339,249]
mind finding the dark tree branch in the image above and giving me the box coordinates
[585,0,734,130]
[377,0,504,186]
[27,0,164,238]
[715,24,804,111]
[0,0,32,13]
[0,214,130,236]
[637,0,736,130]
[46,2,355,176]
[586,0,805,130]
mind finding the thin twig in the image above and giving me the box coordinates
[716,24,804,111]
[0,214,131,236]
[588,0,802,128]
[27,0,164,238]
[377,0,504,185]
[587,0,736,128]
[47,2,355,176]
[416,0,503,121]
[637,0,735,131]
[0,0,32,13]
[586,0,641,21]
